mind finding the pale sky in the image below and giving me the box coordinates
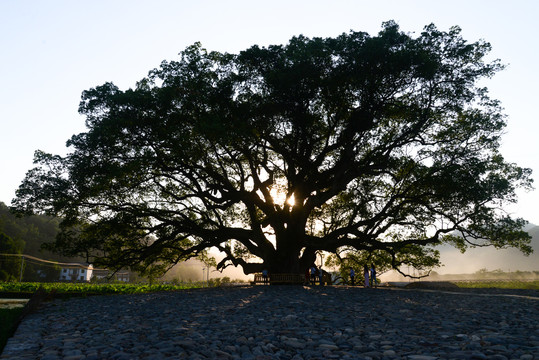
[1,0,538,228]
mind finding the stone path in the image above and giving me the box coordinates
[1,286,538,359]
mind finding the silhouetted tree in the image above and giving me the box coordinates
[12,22,533,276]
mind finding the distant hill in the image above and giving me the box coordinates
[435,225,539,274]
[528,225,539,241]
[0,201,82,263]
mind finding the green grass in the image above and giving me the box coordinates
[0,282,204,296]
[0,307,24,354]
[456,280,539,290]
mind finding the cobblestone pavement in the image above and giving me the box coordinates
[1,286,538,359]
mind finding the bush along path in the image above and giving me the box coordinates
[0,282,204,297]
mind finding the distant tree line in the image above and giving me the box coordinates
[428,268,539,280]
[0,202,81,281]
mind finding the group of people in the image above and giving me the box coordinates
[306,265,327,285]
[349,264,377,287]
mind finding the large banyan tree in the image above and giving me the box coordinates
[13,22,533,276]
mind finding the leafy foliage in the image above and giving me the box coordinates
[12,22,533,276]
[0,282,202,295]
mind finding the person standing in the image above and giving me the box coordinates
[262,269,269,285]
[370,264,377,288]
[310,265,316,285]
[350,268,355,286]
[363,265,370,288]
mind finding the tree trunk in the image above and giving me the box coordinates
[269,249,301,274]
[269,223,304,273]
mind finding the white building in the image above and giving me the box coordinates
[59,264,93,282]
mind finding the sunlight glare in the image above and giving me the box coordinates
[270,188,295,207]
[287,193,295,207]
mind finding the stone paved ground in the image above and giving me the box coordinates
[1,286,538,359]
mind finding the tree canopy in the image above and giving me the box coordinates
[12,22,533,277]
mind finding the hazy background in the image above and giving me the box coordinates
[434,225,539,274]
[1,1,537,278]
